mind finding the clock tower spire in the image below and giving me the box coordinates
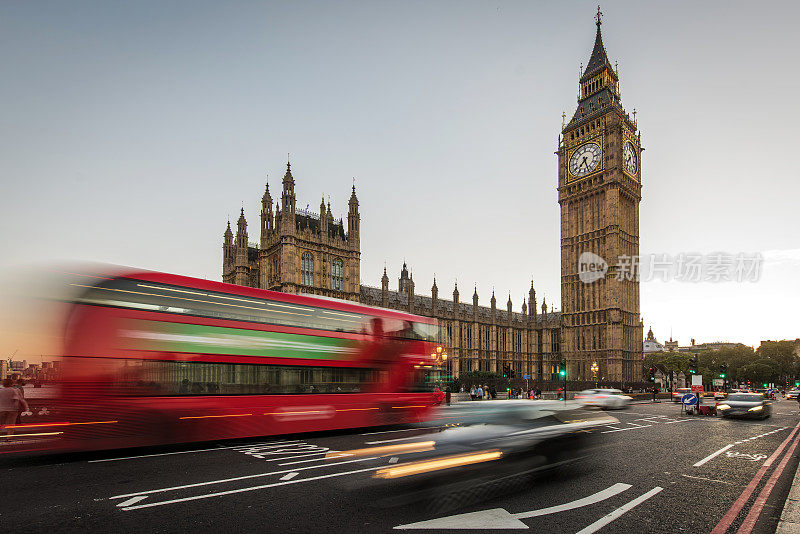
[557,9,643,385]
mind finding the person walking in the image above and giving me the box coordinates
[476,385,484,400]
[445,386,451,406]
[1,378,28,436]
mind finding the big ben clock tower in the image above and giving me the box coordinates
[557,8,643,384]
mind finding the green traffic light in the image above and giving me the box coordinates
[559,370,566,377]
[720,373,726,378]
[764,383,768,388]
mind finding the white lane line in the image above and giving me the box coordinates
[574,487,663,534]
[733,427,787,445]
[603,426,622,430]
[279,472,298,481]
[259,452,330,462]
[279,454,351,466]
[119,466,382,510]
[109,456,380,500]
[116,496,148,508]
[89,445,270,463]
[601,425,652,434]
[513,483,632,519]
[664,419,696,424]
[693,444,734,467]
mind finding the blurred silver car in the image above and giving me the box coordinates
[575,388,632,409]
[716,393,772,419]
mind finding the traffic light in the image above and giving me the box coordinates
[502,365,508,378]
[559,359,567,377]
[510,368,516,379]
[688,355,698,374]
[648,367,655,382]
[720,363,727,379]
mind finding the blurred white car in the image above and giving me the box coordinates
[575,389,632,410]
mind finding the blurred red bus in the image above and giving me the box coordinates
[12,268,442,451]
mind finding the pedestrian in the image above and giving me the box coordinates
[490,386,497,400]
[445,386,451,406]
[470,386,476,401]
[557,386,563,400]
[477,385,484,400]
[1,378,28,436]
[536,387,542,399]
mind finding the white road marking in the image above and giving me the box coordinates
[118,466,382,510]
[89,443,297,463]
[394,483,632,529]
[693,427,789,467]
[574,487,663,534]
[279,454,351,466]
[601,425,652,434]
[513,483,632,519]
[733,427,787,445]
[388,457,399,464]
[116,496,148,507]
[279,472,298,481]
[109,456,380,500]
[259,452,330,462]
[693,444,734,467]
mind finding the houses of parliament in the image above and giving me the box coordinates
[221,11,644,384]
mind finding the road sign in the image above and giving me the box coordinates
[713,378,723,387]
[691,385,703,392]
[692,374,703,386]
[681,393,698,406]
[523,374,531,380]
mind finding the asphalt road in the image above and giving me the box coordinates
[3,398,800,533]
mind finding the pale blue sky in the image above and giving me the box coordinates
[1,1,799,354]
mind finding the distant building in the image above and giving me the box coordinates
[10,360,26,372]
[643,327,666,354]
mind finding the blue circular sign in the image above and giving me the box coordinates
[681,393,698,406]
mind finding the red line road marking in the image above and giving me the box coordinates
[736,428,800,534]
[711,420,800,534]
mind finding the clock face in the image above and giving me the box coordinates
[569,142,602,178]
[624,141,638,175]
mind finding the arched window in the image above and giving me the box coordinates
[301,253,314,286]
[331,260,343,291]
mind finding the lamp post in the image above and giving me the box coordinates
[591,361,599,388]
[430,346,449,385]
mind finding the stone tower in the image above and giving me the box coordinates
[222,160,361,302]
[557,9,643,383]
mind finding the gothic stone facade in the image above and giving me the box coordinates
[222,162,361,302]
[221,13,643,383]
[359,264,563,382]
[557,14,643,383]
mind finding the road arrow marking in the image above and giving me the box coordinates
[279,472,298,481]
[395,508,529,530]
[394,483,633,530]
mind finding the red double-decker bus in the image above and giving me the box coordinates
[13,267,441,451]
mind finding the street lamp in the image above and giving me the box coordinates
[430,346,449,383]
[591,361,599,388]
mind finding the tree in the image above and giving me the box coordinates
[737,363,778,385]
[757,341,799,378]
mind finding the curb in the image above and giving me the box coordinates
[777,453,800,534]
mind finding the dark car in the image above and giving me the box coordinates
[716,393,771,420]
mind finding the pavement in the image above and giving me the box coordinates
[3,397,800,533]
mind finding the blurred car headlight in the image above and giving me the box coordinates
[748,406,763,412]
[717,404,730,410]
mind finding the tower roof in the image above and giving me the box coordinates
[283,160,294,187]
[580,8,616,83]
